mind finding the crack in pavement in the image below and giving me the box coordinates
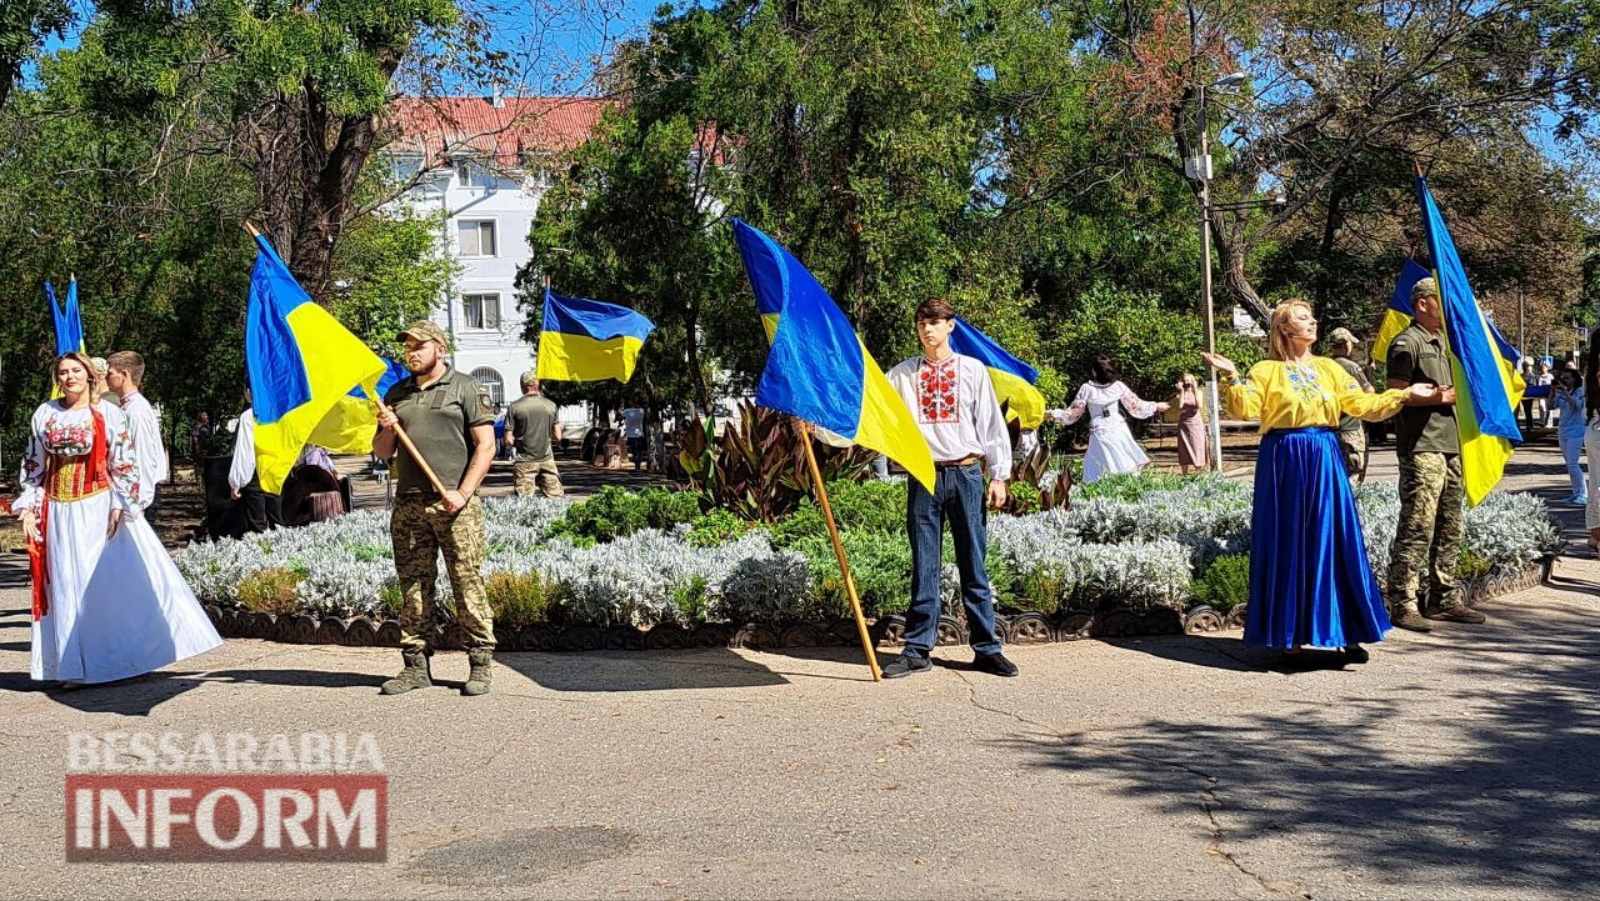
[951,669,1310,900]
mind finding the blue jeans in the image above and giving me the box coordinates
[904,462,1002,657]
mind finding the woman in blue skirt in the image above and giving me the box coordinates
[1202,300,1445,663]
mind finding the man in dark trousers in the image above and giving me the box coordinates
[374,320,498,697]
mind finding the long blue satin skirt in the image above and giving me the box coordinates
[1245,427,1392,649]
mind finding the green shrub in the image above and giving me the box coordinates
[685,509,753,547]
[549,486,702,543]
[671,575,713,623]
[1076,470,1188,503]
[769,503,827,548]
[485,571,557,628]
[1192,553,1250,612]
[1012,568,1069,615]
[794,528,913,618]
[1006,482,1041,515]
[1457,547,1492,581]
[771,480,905,548]
[238,567,305,614]
[377,581,405,617]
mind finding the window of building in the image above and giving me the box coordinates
[471,368,504,407]
[458,220,496,257]
[462,293,501,330]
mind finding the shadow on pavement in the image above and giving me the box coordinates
[0,666,387,715]
[995,593,1600,896]
[496,649,790,692]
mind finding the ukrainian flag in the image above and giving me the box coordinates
[732,219,935,490]
[1415,175,1526,506]
[536,287,655,383]
[948,317,1046,429]
[1371,259,1432,365]
[310,357,414,457]
[245,233,386,493]
[45,277,85,355]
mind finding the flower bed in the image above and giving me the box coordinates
[175,475,1562,649]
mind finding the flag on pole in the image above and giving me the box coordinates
[948,317,1046,429]
[535,287,655,383]
[731,218,935,490]
[245,232,387,493]
[1370,260,1432,366]
[1414,175,1526,506]
[45,277,85,355]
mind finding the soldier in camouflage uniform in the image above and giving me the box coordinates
[1327,327,1373,479]
[373,320,499,696]
[1384,278,1487,631]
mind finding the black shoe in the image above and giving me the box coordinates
[1342,644,1370,664]
[973,652,1019,677]
[882,653,933,679]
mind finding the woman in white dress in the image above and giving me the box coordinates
[16,352,222,685]
[1048,355,1169,483]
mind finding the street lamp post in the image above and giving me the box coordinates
[1191,72,1245,473]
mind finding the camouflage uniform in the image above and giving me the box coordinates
[1384,315,1478,624]
[392,493,494,652]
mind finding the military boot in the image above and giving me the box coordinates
[1390,604,1433,633]
[380,650,433,695]
[1425,603,1487,624]
[462,648,493,697]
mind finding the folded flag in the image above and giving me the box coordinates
[732,218,935,490]
[1415,175,1526,506]
[45,277,86,356]
[536,287,655,383]
[949,317,1046,429]
[245,232,386,493]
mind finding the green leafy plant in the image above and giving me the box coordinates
[1004,443,1072,515]
[549,486,702,543]
[237,567,305,614]
[677,401,875,522]
[1192,554,1250,613]
[685,509,754,547]
[671,575,713,623]
[485,571,558,629]
[1076,470,1187,503]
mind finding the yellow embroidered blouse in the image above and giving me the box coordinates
[1224,357,1406,433]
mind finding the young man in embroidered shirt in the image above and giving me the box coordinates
[883,299,1018,678]
[106,350,168,517]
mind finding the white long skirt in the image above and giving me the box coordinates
[1082,419,1150,483]
[32,493,222,683]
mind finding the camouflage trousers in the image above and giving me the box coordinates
[1337,427,1366,478]
[391,494,494,653]
[1385,452,1465,613]
[513,457,564,497]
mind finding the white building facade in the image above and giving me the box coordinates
[384,96,607,416]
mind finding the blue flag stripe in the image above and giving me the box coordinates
[949,318,1039,384]
[246,235,313,424]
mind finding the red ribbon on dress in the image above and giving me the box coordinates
[28,406,110,622]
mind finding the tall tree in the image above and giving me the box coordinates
[0,0,71,111]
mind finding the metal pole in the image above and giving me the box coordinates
[1198,85,1224,472]
[1518,283,1525,355]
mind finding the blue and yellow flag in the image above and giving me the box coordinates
[536,288,654,383]
[948,318,1046,429]
[245,233,386,493]
[1371,259,1432,365]
[731,219,935,490]
[1415,176,1526,506]
[45,278,85,355]
[310,357,413,458]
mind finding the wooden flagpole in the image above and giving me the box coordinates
[242,220,451,498]
[795,419,882,682]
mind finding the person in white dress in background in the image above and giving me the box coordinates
[15,352,222,687]
[1047,354,1169,482]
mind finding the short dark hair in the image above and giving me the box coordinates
[1090,354,1119,384]
[915,298,957,322]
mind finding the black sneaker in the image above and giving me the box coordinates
[882,653,933,679]
[1342,644,1370,664]
[973,652,1019,677]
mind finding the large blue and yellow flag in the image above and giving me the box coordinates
[731,219,935,490]
[45,278,85,355]
[536,288,655,383]
[1370,259,1432,365]
[949,317,1046,429]
[245,233,386,493]
[1415,176,1526,506]
[312,357,413,458]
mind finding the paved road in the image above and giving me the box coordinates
[0,445,1595,899]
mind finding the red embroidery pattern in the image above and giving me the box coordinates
[917,359,960,424]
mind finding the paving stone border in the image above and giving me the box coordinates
[202,557,1552,652]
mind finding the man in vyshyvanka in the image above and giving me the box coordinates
[106,350,168,516]
[14,352,221,685]
[883,299,1018,679]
